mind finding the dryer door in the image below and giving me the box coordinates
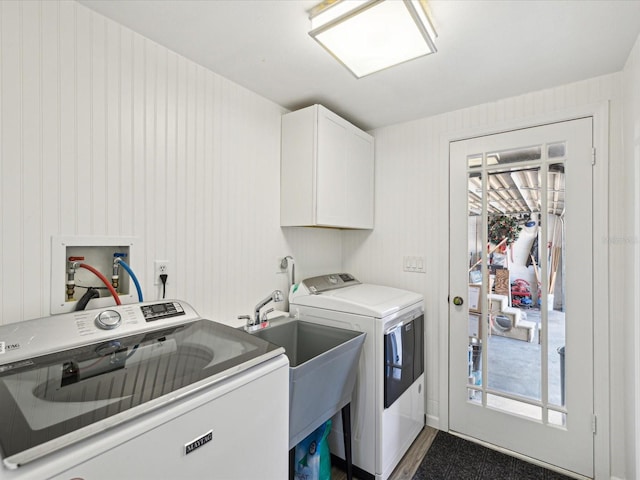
[384,314,423,408]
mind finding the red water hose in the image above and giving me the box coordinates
[79,263,121,305]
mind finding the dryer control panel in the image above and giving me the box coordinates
[302,273,360,294]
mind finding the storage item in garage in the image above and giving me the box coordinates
[511,278,533,307]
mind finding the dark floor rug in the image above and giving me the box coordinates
[412,431,573,480]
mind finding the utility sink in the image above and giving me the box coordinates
[251,319,365,449]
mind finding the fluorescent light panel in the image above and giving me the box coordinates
[310,0,437,78]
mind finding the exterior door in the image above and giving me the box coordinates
[449,118,594,477]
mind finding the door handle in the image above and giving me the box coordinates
[453,296,464,306]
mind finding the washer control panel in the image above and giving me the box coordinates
[302,273,360,294]
[0,300,200,365]
[140,301,185,322]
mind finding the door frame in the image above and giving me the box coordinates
[436,102,610,478]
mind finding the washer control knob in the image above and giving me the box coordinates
[95,310,122,330]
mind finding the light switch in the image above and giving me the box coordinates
[403,255,425,273]
[403,256,412,272]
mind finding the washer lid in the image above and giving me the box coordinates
[0,319,282,468]
[291,283,423,318]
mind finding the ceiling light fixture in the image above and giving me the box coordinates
[309,0,437,79]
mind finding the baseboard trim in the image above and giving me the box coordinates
[426,413,440,429]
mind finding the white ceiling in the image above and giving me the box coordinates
[79,0,640,131]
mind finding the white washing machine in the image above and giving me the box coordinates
[0,300,289,480]
[289,273,425,480]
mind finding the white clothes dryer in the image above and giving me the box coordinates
[289,273,425,480]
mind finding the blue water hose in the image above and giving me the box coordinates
[117,259,144,302]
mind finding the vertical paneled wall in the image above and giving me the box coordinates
[344,73,627,475]
[622,33,640,480]
[0,0,342,325]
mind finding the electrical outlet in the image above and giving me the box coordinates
[154,260,169,285]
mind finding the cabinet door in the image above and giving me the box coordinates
[316,109,349,227]
[316,107,374,228]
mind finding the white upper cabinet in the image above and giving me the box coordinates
[281,104,374,229]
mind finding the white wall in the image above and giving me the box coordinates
[2,1,638,477]
[622,32,640,480]
[0,0,342,326]
[344,73,630,477]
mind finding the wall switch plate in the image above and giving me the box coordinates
[403,256,425,273]
[154,260,170,285]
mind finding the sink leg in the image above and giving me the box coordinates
[289,447,295,480]
[341,403,353,480]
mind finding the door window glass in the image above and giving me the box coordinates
[465,155,569,424]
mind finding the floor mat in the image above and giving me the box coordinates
[412,431,574,480]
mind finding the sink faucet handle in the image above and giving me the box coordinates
[261,308,275,321]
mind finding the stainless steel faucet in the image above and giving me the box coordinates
[240,290,283,332]
[254,290,283,324]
